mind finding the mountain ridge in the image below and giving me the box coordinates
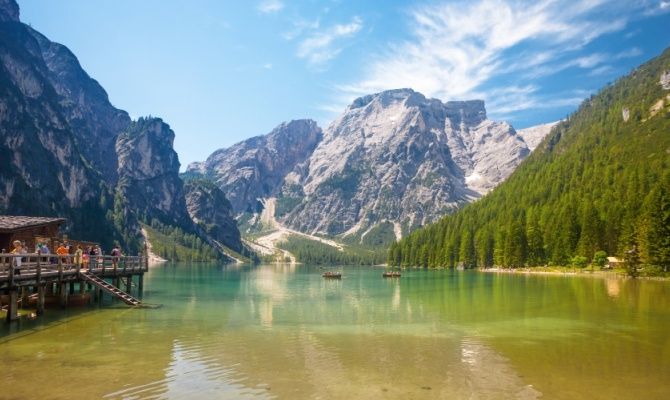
[192,88,554,244]
[0,0,243,257]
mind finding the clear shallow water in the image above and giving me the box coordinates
[1,264,669,399]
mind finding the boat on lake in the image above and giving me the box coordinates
[382,271,401,278]
[322,271,342,279]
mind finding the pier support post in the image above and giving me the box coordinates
[125,276,132,294]
[20,287,28,306]
[6,290,18,322]
[36,286,45,316]
[59,283,68,307]
[69,282,75,295]
[138,273,144,298]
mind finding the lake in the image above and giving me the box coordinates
[1,264,669,399]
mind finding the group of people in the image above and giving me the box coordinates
[8,240,124,271]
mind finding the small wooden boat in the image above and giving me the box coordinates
[382,271,401,278]
[322,271,342,279]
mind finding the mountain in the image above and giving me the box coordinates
[0,0,241,256]
[517,122,559,151]
[283,89,531,237]
[28,27,131,183]
[184,179,242,253]
[116,117,192,228]
[192,89,549,243]
[389,48,670,270]
[188,119,322,213]
[0,0,115,243]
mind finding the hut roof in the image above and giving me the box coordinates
[0,216,66,233]
[607,257,622,263]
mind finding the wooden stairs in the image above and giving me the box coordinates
[80,271,141,306]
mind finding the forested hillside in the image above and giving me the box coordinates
[389,48,670,272]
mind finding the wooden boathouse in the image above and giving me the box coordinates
[0,216,66,253]
[0,216,148,323]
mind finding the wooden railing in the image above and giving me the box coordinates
[0,252,148,286]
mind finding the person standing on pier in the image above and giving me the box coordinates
[74,245,83,269]
[111,245,122,268]
[10,240,25,275]
[56,242,69,263]
[95,245,103,263]
[83,246,91,270]
[88,246,97,270]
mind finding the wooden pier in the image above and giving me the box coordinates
[0,252,148,323]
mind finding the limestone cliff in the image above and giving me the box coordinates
[188,119,322,213]
[193,89,550,242]
[115,117,191,228]
[0,0,242,254]
[283,89,530,236]
[184,179,242,253]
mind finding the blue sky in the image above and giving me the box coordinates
[18,0,670,168]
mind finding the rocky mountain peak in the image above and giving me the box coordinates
[0,0,19,22]
[445,100,487,125]
[0,0,244,257]
[193,88,555,241]
[190,119,323,213]
[349,88,422,110]
[517,121,559,151]
[281,91,536,236]
[116,117,180,180]
[115,117,190,227]
[266,119,321,148]
[27,28,131,183]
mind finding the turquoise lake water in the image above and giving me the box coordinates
[1,263,669,399]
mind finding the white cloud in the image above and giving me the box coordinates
[297,16,363,66]
[588,65,615,76]
[331,0,645,118]
[283,18,320,41]
[642,0,670,15]
[263,63,273,69]
[258,0,284,14]
[615,47,643,58]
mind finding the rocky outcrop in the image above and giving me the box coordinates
[0,0,243,255]
[115,117,191,227]
[28,28,131,182]
[193,88,552,240]
[661,70,670,90]
[184,180,242,252]
[0,0,19,22]
[0,8,101,212]
[517,121,559,151]
[282,89,531,236]
[188,119,322,213]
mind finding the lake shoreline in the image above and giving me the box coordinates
[479,267,670,280]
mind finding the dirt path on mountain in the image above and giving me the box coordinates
[140,227,168,264]
[261,198,343,249]
[246,198,344,263]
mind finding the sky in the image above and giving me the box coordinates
[18,0,670,168]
